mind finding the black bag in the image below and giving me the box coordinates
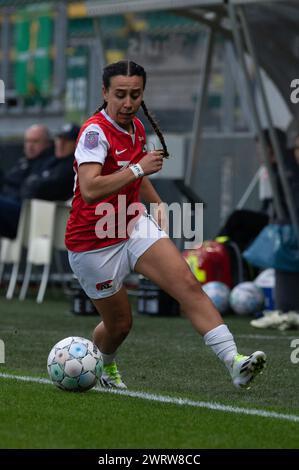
[69,278,98,316]
[137,277,180,316]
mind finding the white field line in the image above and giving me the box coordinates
[235,334,298,340]
[1,372,299,424]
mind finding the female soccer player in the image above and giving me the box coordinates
[65,60,266,390]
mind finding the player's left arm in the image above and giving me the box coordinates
[140,176,162,204]
[140,176,168,233]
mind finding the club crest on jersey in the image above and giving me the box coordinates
[84,131,99,149]
[96,279,113,291]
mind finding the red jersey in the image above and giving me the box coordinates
[65,110,147,252]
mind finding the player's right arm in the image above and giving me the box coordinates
[76,125,164,203]
[79,151,163,203]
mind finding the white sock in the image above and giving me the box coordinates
[203,324,237,369]
[100,351,117,366]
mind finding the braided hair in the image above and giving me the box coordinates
[94,60,169,158]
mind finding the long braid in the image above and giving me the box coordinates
[141,101,169,158]
[94,100,107,115]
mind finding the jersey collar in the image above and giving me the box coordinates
[101,109,136,135]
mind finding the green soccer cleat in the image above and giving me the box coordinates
[100,361,127,389]
[230,351,266,389]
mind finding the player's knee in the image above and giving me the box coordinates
[183,270,202,293]
[175,270,205,307]
[119,317,133,337]
[109,317,132,339]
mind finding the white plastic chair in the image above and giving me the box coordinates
[52,201,71,288]
[53,201,70,251]
[0,200,30,299]
[19,199,56,303]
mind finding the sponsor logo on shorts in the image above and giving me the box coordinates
[96,280,113,291]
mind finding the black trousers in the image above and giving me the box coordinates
[0,194,21,239]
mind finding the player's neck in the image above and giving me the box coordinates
[105,108,134,134]
[117,120,134,134]
[127,123,134,134]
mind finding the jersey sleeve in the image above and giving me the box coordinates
[75,123,109,166]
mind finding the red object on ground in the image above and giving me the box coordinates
[183,241,233,288]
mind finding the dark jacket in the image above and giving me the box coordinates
[261,154,299,223]
[1,146,54,201]
[287,151,299,218]
[20,153,75,201]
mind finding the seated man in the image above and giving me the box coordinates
[21,123,80,201]
[0,124,54,238]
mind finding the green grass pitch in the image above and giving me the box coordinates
[0,293,298,449]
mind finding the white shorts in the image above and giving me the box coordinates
[68,213,168,299]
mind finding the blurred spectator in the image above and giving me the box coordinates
[0,124,54,238]
[273,138,299,315]
[294,134,299,166]
[289,133,299,216]
[256,128,289,220]
[217,128,290,252]
[21,123,79,201]
[0,124,53,198]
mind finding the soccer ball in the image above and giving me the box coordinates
[47,336,103,392]
[230,282,264,315]
[202,281,230,314]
